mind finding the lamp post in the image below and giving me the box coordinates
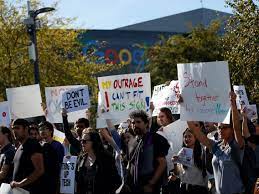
[24,1,55,84]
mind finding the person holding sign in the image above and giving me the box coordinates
[185,92,245,194]
[62,109,90,155]
[76,130,121,194]
[172,128,209,194]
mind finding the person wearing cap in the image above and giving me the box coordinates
[11,119,44,194]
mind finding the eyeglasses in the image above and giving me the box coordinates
[80,139,91,144]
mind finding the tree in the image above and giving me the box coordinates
[223,0,259,103]
[145,21,224,86]
[0,0,120,102]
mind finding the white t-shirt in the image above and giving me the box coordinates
[178,162,208,187]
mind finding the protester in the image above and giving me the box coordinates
[155,107,180,194]
[76,130,121,194]
[11,119,44,194]
[127,110,170,194]
[185,92,245,194]
[0,126,15,185]
[38,121,64,165]
[241,107,258,193]
[28,125,41,141]
[172,128,209,194]
[62,108,90,155]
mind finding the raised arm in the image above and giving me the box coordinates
[187,121,213,150]
[62,109,81,154]
[230,92,244,148]
[240,106,250,138]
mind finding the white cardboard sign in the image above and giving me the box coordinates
[62,86,90,113]
[160,120,188,156]
[45,85,87,123]
[98,73,151,119]
[177,61,231,124]
[0,183,29,194]
[233,85,249,109]
[175,147,193,167]
[6,84,44,119]
[60,156,77,194]
[0,101,11,127]
[152,81,180,116]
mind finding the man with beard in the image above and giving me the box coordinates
[11,119,44,194]
[127,110,169,194]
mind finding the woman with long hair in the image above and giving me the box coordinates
[76,130,121,194]
[172,128,208,194]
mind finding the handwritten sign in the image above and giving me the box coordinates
[45,85,87,123]
[152,81,180,116]
[244,105,258,121]
[152,84,166,98]
[98,73,151,119]
[60,156,77,194]
[175,147,193,167]
[177,61,231,124]
[0,102,11,127]
[6,84,44,119]
[233,85,249,109]
[62,86,90,113]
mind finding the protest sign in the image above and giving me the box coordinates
[0,183,29,194]
[45,85,87,123]
[152,84,166,99]
[53,129,66,143]
[0,101,11,127]
[175,147,193,167]
[152,81,180,116]
[158,120,188,170]
[161,119,188,155]
[60,156,77,194]
[177,61,231,124]
[96,118,125,129]
[6,84,43,119]
[233,85,249,109]
[62,86,90,113]
[98,73,151,119]
[244,105,258,121]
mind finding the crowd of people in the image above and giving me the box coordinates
[0,92,258,194]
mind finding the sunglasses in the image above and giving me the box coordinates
[80,139,91,144]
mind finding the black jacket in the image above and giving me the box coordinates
[76,150,121,194]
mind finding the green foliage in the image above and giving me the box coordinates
[146,21,224,86]
[223,0,259,103]
[0,0,121,103]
